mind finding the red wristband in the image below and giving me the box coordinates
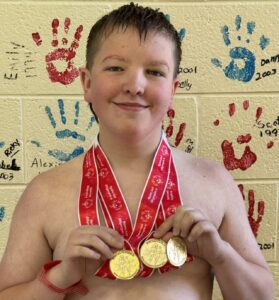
[37,260,89,295]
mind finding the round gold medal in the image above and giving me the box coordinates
[166,236,187,267]
[139,238,168,268]
[109,250,140,280]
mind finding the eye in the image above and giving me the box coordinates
[105,66,123,72]
[147,70,165,77]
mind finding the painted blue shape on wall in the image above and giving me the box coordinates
[211,15,270,83]
[165,14,186,42]
[259,35,270,50]
[32,99,96,162]
[86,116,96,131]
[0,207,5,222]
[31,140,41,147]
[55,129,85,141]
[0,142,5,148]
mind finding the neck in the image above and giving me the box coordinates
[97,129,162,170]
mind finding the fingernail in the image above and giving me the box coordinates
[173,228,179,236]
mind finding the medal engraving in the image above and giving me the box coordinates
[167,236,187,267]
[109,250,140,280]
[140,238,168,268]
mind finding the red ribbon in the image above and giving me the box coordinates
[79,135,192,279]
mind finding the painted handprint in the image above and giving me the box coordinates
[0,142,4,149]
[32,18,83,85]
[31,99,96,162]
[238,184,265,237]
[0,207,5,222]
[164,109,186,147]
[165,15,186,41]
[211,15,270,82]
[214,100,274,171]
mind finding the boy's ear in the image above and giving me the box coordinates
[79,67,92,102]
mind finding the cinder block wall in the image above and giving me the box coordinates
[0,1,278,298]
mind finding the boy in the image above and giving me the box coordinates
[0,3,274,299]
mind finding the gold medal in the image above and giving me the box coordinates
[109,250,140,280]
[166,236,187,267]
[139,238,168,268]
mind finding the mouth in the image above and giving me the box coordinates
[113,102,149,112]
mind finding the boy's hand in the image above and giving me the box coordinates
[53,226,124,287]
[154,206,227,266]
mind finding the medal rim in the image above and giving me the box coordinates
[139,238,168,269]
[109,250,140,280]
[166,236,187,267]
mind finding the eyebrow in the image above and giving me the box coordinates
[102,55,127,63]
[148,60,170,71]
[102,55,170,71]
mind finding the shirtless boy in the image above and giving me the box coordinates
[0,3,274,300]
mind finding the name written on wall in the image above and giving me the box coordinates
[254,115,279,138]
[0,139,21,182]
[30,157,62,169]
[178,66,198,91]
[255,53,279,81]
[4,42,37,81]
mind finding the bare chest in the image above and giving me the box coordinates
[48,163,223,259]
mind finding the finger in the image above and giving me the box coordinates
[79,226,124,249]
[173,207,196,236]
[97,227,124,249]
[161,231,174,242]
[187,220,216,243]
[71,245,101,260]
[154,215,174,238]
[180,210,205,238]
[78,235,115,259]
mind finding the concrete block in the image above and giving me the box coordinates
[0,188,24,258]
[0,99,24,184]
[238,183,278,262]
[0,3,112,94]
[198,96,279,179]
[23,97,99,182]
[163,96,197,155]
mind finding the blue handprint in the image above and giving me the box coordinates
[32,99,96,162]
[211,15,270,82]
[165,14,186,41]
[0,207,5,222]
[0,142,5,148]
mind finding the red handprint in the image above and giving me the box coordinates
[238,184,265,237]
[214,100,273,171]
[164,109,186,147]
[32,18,83,85]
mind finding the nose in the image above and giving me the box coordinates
[123,70,145,96]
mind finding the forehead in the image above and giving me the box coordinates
[95,27,176,64]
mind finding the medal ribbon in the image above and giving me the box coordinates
[78,134,191,280]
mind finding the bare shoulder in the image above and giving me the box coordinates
[171,149,233,229]
[171,149,268,267]
[171,147,241,203]
[172,147,228,180]
[28,153,85,201]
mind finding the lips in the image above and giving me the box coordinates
[113,102,149,111]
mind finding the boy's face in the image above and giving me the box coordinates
[80,27,179,140]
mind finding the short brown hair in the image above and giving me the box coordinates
[86,2,182,76]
